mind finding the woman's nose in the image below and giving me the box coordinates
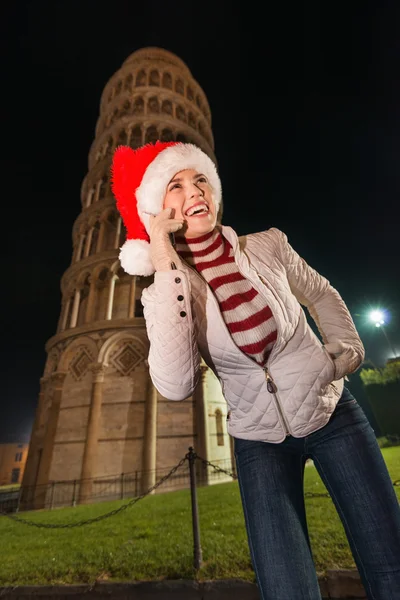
[189,183,203,197]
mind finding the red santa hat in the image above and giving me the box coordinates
[110,141,222,276]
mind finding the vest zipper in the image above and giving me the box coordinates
[182,254,291,437]
[263,368,291,436]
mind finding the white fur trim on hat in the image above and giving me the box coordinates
[119,239,155,277]
[136,144,221,227]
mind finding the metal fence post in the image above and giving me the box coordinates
[50,481,55,510]
[121,473,125,499]
[72,480,77,506]
[15,486,23,513]
[188,446,202,570]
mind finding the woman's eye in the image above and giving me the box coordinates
[197,177,207,183]
[170,183,181,191]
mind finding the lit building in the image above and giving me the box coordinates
[22,47,233,510]
[0,443,29,486]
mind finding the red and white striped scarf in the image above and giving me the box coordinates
[175,227,277,365]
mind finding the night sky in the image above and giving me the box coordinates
[2,1,399,442]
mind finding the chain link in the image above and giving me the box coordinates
[196,454,237,480]
[0,456,188,529]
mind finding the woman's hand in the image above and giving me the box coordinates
[149,208,185,271]
[325,341,361,380]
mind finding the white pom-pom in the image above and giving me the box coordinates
[119,239,155,276]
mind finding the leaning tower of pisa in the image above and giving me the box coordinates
[21,47,233,509]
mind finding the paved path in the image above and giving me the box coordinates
[0,571,367,599]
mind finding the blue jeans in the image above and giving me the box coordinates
[234,388,400,600]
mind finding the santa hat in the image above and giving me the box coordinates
[110,141,222,276]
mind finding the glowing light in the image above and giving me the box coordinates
[369,310,385,325]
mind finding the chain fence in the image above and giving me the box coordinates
[0,455,235,514]
[1,449,399,526]
[0,447,399,573]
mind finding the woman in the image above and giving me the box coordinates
[111,141,400,600]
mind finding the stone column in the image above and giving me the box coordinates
[83,228,94,258]
[128,277,136,318]
[106,275,117,320]
[93,180,101,204]
[60,298,71,331]
[78,363,106,504]
[70,289,81,328]
[76,234,85,262]
[141,366,157,494]
[34,371,67,508]
[114,217,122,250]
[194,365,210,485]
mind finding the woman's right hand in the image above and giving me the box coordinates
[149,208,185,271]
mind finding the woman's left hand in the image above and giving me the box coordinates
[324,341,361,380]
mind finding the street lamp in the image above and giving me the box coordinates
[368,309,398,358]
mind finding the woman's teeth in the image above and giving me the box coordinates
[186,204,209,216]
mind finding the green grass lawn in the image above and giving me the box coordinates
[0,447,399,587]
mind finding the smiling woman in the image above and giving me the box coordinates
[110,140,400,600]
[110,141,222,276]
[163,169,216,238]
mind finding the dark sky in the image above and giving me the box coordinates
[1,1,399,442]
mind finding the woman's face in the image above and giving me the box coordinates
[163,169,217,238]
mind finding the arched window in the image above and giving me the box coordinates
[176,105,186,122]
[175,79,184,95]
[110,107,119,126]
[77,275,90,327]
[160,128,174,142]
[176,133,187,143]
[111,266,131,320]
[162,72,172,89]
[149,70,160,86]
[161,100,173,115]
[89,222,100,256]
[98,175,109,201]
[148,97,160,114]
[94,268,109,321]
[215,409,224,446]
[130,126,142,148]
[145,126,159,144]
[133,97,144,115]
[136,70,146,86]
[120,100,131,118]
[124,74,133,92]
[187,86,194,101]
[117,129,128,146]
[188,113,196,129]
[199,121,206,138]
[104,137,113,158]
[104,212,118,251]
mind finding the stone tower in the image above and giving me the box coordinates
[22,47,233,509]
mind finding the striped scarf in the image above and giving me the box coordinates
[175,227,277,365]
